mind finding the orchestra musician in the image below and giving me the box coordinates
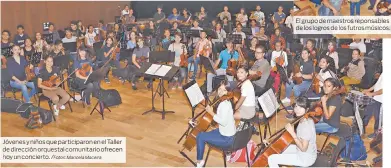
[6,45,36,103]
[271,6,286,28]
[13,25,29,47]
[325,40,339,70]
[233,66,256,120]
[195,80,236,168]
[196,6,208,25]
[1,30,13,48]
[97,20,107,41]
[180,8,192,25]
[126,31,138,51]
[250,5,265,26]
[101,37,121,84]
[73,48,99,105]
[84,25,97,56]
[153,5,166,24]
[167,8,181,23]
[315,78,342,134]
[282,49,314,110]
[121,5,130,16]
[161,29,174,50]
[305,39,317,60]
[218,6,232,21]
[268,96,317,167]
[188,30,212,81]
[340,49,365,92]
[20,38,35,63]
[168,33,187,89]
[249,20,260,39]
[34,32,49,55]
[130,38,152,90]
[316,56,338,93]
[270,28,286,50]
[124,9,136,24]
[207,40,238,95]
[362,73,383,139]
[38,55,70,115]
[211,23,226,57]
[232,24,246,46]
[222,17,233,34]
[251,45,271,94]
[236,8,249,27]
[270,41,288,69]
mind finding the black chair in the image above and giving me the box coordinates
[336,48,353,70]
[204,122,254,167]
[311,136,346,167]
[319,122,354,163]
[67,67,86,108]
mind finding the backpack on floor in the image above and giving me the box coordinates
[38,107,53,125]
[25,107,42,129]
[341,134,367,161]
[228,140,256,164]
[96,89,122,107]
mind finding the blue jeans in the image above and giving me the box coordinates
[315,118,339,133]
[350,2,361,16]
[363,100,382,132]
[188,56,200,79]
[196,129,234,160]
[10,81,36,102]
[171,67,188,85]
[318,0,343,16]
[285,80,311,98]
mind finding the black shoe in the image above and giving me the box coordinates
[368,6,373,10]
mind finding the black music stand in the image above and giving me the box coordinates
[242,28,252,36]
[141,62,179,120]
[43,33,54,44]
[1,46,13,57]
[199,56,216,104]
[63,42,77,53]
[86,68,109,119]
[227,34,242,44]
[275,64,289,113]
[203,28,218,39]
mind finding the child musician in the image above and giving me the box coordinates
[188,30,212,81]
[130,38,151,90]
[316,56,338,93]
[315,78,342,134]
[73,48,99,105]
[340,49,365,91]
[168,33,188,89]
[7,45,36,103]
[196,80,236,168]
[101,37,121,84]
[268,96,317,167]
[38,55,70,115]
[325,41,339,70]
[234,66,256,120]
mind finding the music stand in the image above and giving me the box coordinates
[227,34,242,44]
[43,33,54,44]
[203,28,218,39]
[242,28,252,36]
[87,67,110,119]
[149,50,175,64]
[42,22,50,31]
[63,42,77,53]
[141,56,179,120]
[199,56,216,104]
[275,64,289,112]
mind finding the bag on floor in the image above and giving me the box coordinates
[112,67,130,80]
[229,140,256,164]
[96,89,122,107]
[1,98,23,113]
[17,103,34,119]
[341,134,367,161]
[25,107,42,129]
[38,107,53,125]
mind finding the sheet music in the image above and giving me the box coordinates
[154,65,171,77]
[145,64,161,75]
[258,89,279,118]
[185,83,205,107]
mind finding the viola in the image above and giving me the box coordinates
[272,50,285,72]
[25,65,36,81]
[1,56,7,69]
[182,92,237,151]
[179,45,188,67]
[41,69,67,88]
[304,102,323,123]
[79,63,91,77]
[226,59,238,76]
[248,71,262,81]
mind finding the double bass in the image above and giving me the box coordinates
[251,104,323,167]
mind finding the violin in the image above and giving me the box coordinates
[1,55,7,69]
[292,60,303,85]
[312,61,321,94]
[303,102,323,123]
[179,45,188,67]
[25,65,36,81]
[79,63,91,77]
[41,69,67,88]
[136,56,148,63]
[182,92,237,151]
[199,43,211,57]
[272,50,285,72]
[377,1,391,14]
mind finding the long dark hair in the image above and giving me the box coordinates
[321,56,336,74]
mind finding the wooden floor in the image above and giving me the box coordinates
[1,69,380,167]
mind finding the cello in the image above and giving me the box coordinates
[251,104,323,167]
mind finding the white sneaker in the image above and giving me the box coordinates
[281,97,291,104]
[226,154,231,162]
[53,105,59,116]
[196,160,205,168]
[60,105,66,110]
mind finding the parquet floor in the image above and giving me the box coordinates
[1,70,380,167]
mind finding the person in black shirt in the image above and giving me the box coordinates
[101,37,120,83]
[38,55,70,115]
[7,45,36,103]
[315,78,342,133]
[50,40,70,71]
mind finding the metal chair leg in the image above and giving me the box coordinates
[68,101,73,112]
[204,146,211,167]
[48,101,56,121]
[320,134,331,153]
[223,151,227,167]
[245,146,250,167]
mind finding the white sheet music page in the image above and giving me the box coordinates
[258,89,279,118]
[154,65,172,77]
[145,64,161,75]
[185,83,205,107]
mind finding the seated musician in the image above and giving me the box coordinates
[70,21,83,38]
[257,27,269,41]
[171,22,181,35]
[73,48,99,105]
[282,49,314,107]
[97,20,107,41]
[206,40,238,95]
[196,6,208,25]
[161,29,174,50]
[13,25,29,47]
[245,38,258,63]
[101,37,120,84]
[349,38,366,56]
[268,96,317,167]
[44,23,61,44]
[196,80,236,168]
[112,23,122,42]
[211,23,226,56]
[84,25,97,56]
[340,49,365,91]
[284,8,294,30]
[232,24,246,46]
[50,40,70,71]
[33,32,49,53]
[317,56,338,94]
[362,73,383,139]
[249,19,260,39]
[179,8,192,25]
[124,9,136,24]
[1,30,13,48]
[190,20,203,50]
[222,17,233,34]
[168,33,187,89]
[62,29,78,61]
[251,45,271,94]
[305,39,317,60]
[126,31,138,51]
[325,40,339,70]
[6,45,36,103]
[153,6,166,24]
[218,6,232,21]
[234,66,256,120]
[121,5,130,16]
[188,30,212,81]
[130,38,152,90]
[271,6,286,28]
[270,41,288,70]
[38,55,70,115]
[20,39,35,62]
[236,8,248,27]
[270,28,286,50]
[315,78,342,134]
[167,8,180,23]
[251,5,265,26]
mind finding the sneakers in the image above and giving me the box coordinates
[60,105,66,110]
[281,97,291,104]
[53,105,59,116]
[105,78,110,84]
[132,83,137,90]
[196,160,205,168]
[285,113,295,120]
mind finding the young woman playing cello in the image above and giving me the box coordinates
[196,80,236,168]
[268,96,317,167]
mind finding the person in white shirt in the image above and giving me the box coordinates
[84,25,97,56]
[326,40,339,70]
[268,96,317,167]
[362,73,382,139]
[251,5,265,26]
[121,5,130,16]
[168,33,187,88]
[196,80,236,168]
[349,38,366,56]
[236,8,248,27]
[62,29,77,43]
[271,41,288,69]
[234,66,256,120]
[316,56,338,93]
[285,8,294,29]
[190,20,204,49]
